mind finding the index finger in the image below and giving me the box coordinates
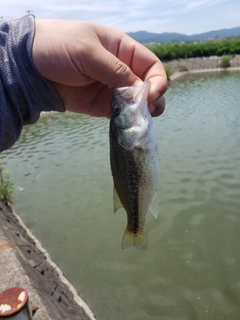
[119,38,168,103]
[95,25,168,102]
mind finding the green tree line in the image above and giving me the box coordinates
[147,37,240,61]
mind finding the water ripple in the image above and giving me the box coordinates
[2,71,240,320]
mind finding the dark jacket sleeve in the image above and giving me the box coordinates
[0,15,65,152]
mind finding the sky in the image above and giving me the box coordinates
[1,0,240,35]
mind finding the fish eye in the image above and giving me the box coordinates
[111,105,121,116]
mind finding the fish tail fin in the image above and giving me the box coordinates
[121,228,147,251]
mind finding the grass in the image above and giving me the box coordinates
[0,159,15,204]
[164,64,172,79]
[220,56,231,68]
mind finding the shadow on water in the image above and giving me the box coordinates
[2,71,240,320]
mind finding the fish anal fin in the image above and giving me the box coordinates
[149,190,158,219]
[113,187,123,213]
[121,228,147,250]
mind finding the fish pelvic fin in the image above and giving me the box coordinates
[121,228,147,251]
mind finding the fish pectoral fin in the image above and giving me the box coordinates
[113,187,123,213]
[149,190,158,219]
[121,228,147,250]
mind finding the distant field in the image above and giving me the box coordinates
[147,37,240,61]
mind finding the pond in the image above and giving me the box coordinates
[2,71,240,320]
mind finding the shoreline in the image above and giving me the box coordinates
[163,54,240,80]
[169,66,240,81]
[0,200,97,320]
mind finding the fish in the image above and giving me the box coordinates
[109,81,159,250]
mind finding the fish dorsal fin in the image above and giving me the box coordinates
[113,187,123,213]
[149,190,158,219]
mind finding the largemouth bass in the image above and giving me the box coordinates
[109,81,159,250]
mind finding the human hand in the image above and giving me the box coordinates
[33,19,167,118]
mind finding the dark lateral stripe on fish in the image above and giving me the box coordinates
[126,152,141,234]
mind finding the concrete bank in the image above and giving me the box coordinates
[164,55,240,80]
[0,200,97,320]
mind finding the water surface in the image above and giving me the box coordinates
[2,71,240,320]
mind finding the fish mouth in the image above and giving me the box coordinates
[112,81,150,107]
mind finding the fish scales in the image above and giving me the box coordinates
[109,81,159,250]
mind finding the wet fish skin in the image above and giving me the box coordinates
[109,81,159,250]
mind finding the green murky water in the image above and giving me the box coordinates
[2,71,240,320]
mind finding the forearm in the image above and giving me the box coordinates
[0,15,64,152]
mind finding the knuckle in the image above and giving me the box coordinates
[107,60,130,87]
[113,60,130,77]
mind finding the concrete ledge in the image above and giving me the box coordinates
[0,201,97,320]
[169,67,240,81]
[163,55,240,81]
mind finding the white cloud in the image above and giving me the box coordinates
[185,0,227,10]
[1,0,240,33]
